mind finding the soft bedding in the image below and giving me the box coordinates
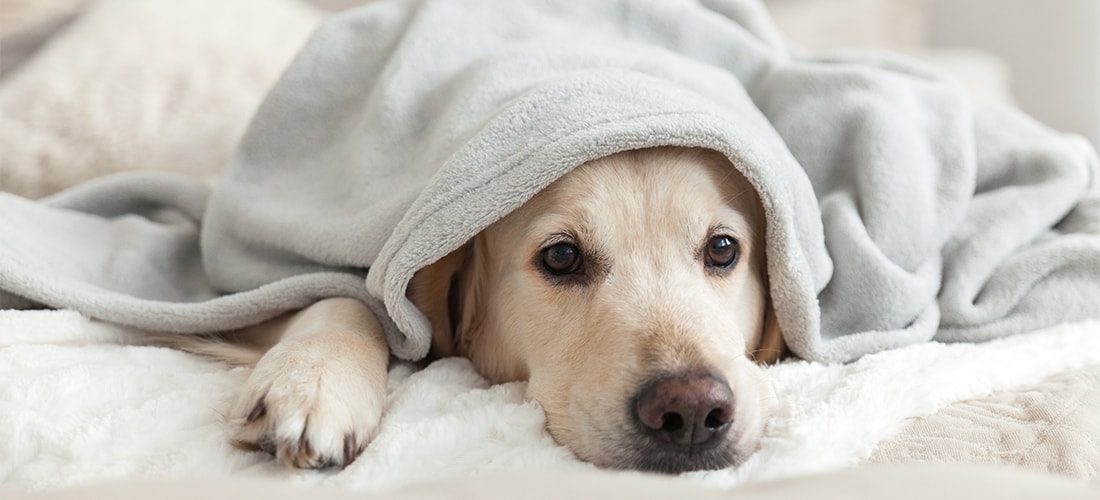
[869,365,1100,477]
[2,0,1100,495]
[5,466,1100,500]
[2,311,1099,491]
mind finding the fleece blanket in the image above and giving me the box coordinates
[1,0,1098,363]
[3,311,1100,491]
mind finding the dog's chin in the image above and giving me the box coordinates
[609,424,765,474]
[542,377,770,474]
[608,438,745,474]
[556,421,758,474]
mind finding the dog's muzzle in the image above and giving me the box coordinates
[628,370,738,473]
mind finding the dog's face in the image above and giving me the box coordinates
[410,147,781,473]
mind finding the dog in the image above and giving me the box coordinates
[176,146,784,474]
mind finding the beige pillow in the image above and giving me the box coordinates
[765,0,931,51]
[0,0,322,198]
[764,0,1015,106]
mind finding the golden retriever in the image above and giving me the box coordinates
[182,147,784,473]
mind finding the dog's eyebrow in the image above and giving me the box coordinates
[710,212,757,251]
[540,230,580,246]
[720,188,753,206]
[573,225,611,275]
[709,223,742,237]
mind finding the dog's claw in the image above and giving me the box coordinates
[229,352,382,469]
[245,398,266,423]
[278,430,324,469]
[343,432,359,465]
[235,405,365,469]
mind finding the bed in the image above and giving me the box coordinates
[2,0,1098,497]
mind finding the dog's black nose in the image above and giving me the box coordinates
[634,372,734,450]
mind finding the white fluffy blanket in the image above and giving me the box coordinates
[3,311,1099,492]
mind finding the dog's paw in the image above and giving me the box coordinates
[230,336,386,469]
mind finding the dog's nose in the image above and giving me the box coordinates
[634,372,734,449]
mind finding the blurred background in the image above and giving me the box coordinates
[764,0,1100,149]
[2,0,1100,185]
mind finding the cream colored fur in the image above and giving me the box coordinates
[180,147,780,471]
[411,148,778,470]
[228,298,389,469]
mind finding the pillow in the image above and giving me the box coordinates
[764,0,931,51]
[0,0,322,198]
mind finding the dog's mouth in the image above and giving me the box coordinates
[552,369,761,474]
[547,401,754,474]
[609,432,744,474]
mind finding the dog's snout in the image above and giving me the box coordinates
[634,372,734,450]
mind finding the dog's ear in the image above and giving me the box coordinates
[407,235,487,358]
[751,296,786,365]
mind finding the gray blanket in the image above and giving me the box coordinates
[2,0,1098,363]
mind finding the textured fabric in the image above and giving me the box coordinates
[1,0,1099,362]
[3,310,1099,491]
[869,365,1100,479]
[4,466,1099,500]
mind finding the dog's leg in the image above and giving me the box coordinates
[231,297,388,469]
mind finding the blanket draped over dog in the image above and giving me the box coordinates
[1,0,1098,363]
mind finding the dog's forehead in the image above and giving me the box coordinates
[512,151,759,244]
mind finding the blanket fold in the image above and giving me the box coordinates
[1,0,1098,362]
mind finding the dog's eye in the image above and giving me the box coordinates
[541,243,582,275]
[705,235,740,270]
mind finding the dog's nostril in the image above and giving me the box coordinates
[634,371,734,449]
[660,412,684,432]
[704,407,731,430]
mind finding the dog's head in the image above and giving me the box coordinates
[409,147,783,473]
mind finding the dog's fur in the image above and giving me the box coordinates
[177,147,784,473]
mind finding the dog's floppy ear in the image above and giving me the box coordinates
[407,235,488,358]
[752,296,786,365]
[750,255,785,365]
